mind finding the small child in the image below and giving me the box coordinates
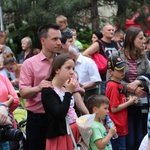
[106,55,138,150]
[56,15,73,36]
[86,94,116,150]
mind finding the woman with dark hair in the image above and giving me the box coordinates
[91,31,103,43]
[117,26,150,150]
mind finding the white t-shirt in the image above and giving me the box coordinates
[138,134,148,150]
[75,54,101,86]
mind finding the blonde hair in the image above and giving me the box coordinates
[3,52,16,65]
[56,15,67,23]
[21,37,32,47]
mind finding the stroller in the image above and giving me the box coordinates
[10,90,27,150]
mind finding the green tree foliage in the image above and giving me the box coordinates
[106,0,150,31]
[1,0,150,54]
[1,0,92,54]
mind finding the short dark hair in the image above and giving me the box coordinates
[114,30,124,36]
[61,31,73,44]
[37,23,60,40]
[86,94,109,114]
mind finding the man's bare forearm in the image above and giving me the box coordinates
[20,86,40,99]
[73,92,89,114]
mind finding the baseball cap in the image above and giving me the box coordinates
[107,55,126,71]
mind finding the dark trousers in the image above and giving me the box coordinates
[26,111,47,150]
[100,81,106,95]
[84,88,98,103]
[126,106,144,150]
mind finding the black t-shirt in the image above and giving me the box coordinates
[97,39,118,58]
[97,39,118,80]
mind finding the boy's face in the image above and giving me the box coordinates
[66,37,74,46]
[60,43,69,54]
[111,68,125,80]
[57,21,68,31]
[60,37,74,54]
[95,103,109,120]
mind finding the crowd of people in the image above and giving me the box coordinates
[0,14,150,150]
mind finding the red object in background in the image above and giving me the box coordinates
[126,19,141,29]
[116,8,150,36]
[126,12,141,29]
[125,19,150,36]
[125,11,150,36]
[146,16,150,35]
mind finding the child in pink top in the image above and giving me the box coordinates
[54,87,77,124]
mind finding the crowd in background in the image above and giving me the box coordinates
[0,14,150,150]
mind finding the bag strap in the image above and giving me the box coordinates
[68,122,78,148]
[97,39,107,58]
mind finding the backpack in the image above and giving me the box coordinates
[92,40,107,74]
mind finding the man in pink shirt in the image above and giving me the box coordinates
[19,24,62,150]
[19,23,88,150]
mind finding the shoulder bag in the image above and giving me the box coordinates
[92,40,107,74]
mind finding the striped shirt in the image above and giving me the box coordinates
[128,58,138,82]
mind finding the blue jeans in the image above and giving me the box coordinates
[126,106,144,150]
[0,141,10,150]
[111,135,126,150]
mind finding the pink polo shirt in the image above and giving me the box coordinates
[19,52,51,113]
[19,52,80,113]
[0,74,20,114]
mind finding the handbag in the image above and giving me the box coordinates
[92,52,107,74]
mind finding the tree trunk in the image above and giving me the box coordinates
[116,0,128,31]
[90,0,100,31]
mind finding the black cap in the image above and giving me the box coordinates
[108,55,126,71]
